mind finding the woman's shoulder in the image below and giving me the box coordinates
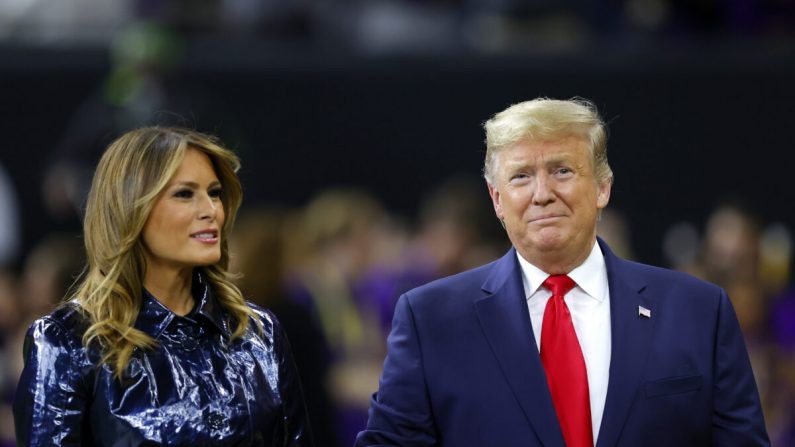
[243,301,293,348]
[245,301,280,330]
[20,301,98,378]
[25,301,90,350]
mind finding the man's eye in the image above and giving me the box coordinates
[557,168,572,175]
[173,189,193,199]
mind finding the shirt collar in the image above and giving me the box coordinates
[134,270,231,339]
[517,240,607,302]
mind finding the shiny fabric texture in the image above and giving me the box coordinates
[13,272,313,446]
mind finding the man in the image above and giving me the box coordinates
[355,98,769,446]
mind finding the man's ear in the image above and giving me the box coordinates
[596,178,612,209]
[487,182,504,220]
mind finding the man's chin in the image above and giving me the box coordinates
[514,235,566,257]
[530,230,567,251]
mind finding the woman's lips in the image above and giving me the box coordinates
[190,230,219,242]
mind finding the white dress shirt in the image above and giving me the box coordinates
[517,241,611,444]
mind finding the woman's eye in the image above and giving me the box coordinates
[173,189,193,199]
[209,188,223,199]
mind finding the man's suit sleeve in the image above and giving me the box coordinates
[355,293,438,446]
[712,289,770,446]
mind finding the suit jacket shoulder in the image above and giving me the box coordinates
[616,256,718,290]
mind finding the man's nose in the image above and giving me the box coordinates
[532,174,556,205]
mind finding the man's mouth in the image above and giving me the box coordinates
[530,214,563,223]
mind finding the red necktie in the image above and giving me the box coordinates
[540,275,593,447]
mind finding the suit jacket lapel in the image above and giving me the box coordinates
[596,239,655,447]
[474,249,566,447]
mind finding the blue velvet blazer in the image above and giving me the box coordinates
[356,240,768,446]
[13,272,312,446]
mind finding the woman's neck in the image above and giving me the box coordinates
[143,267,195,316]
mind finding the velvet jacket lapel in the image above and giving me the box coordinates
[595,239,655,447]
[473,240,656,446]
[474,248,566,447]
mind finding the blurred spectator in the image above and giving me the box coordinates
[0,269,20,447]
[698,203,761,287]
[759,223,792,296]
[0,164,20,267]
[229,207,338,447]
[596,208,634,260]
[662,220,701,273]
[19,232,84,321]
[400,175,506,285]
[769,285,795,446]
[286,188,392,446]
[691,203,768,341]
[0,270,21,363]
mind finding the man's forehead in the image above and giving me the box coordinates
[499,138,590,164]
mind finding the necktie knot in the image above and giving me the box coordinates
[543,274,576,297]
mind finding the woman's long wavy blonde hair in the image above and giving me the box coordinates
[73,127,258,379]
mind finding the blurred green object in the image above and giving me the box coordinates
[104,21,184,106]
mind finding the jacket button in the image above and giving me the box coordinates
[181,336,199,351]
[206,412,225,430]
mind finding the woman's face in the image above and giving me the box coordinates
[141,148,226,274]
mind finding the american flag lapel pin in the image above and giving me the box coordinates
[638,305,651,318]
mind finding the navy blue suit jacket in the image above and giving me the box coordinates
[356,240,769,446]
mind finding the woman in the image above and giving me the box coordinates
[13,127,312,446]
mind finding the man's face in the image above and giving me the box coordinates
[487,136,611,272]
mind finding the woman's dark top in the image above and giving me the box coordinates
[13,272,312,446]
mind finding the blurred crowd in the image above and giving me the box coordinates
[1,176,794,445]
[1,0,794,51]
[660,203,795,446]
[2,1,795,446]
